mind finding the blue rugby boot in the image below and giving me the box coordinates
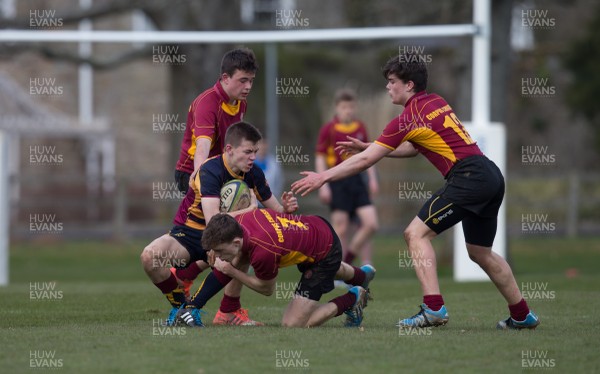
[360,264,376,290]
[165,307,180,327]
[397,303,449,328]
[497,310,539,330]
[177,306,206,327]
[344,286,369,327]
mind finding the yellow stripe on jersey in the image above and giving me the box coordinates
[402,127,457,163]
[253,186,265,202]
[374,140,396,151]
[223,155,244,180]
[186,172,206,226]
[184,220,206,230]
[326,146,337,168]
[333,122,360,134]
[279,250,314,268]
[221,100,241,116]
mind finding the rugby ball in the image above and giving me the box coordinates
[220,180,252,212]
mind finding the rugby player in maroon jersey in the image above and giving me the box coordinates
[292,54,539,330]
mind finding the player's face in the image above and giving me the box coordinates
[228,139,259,174]
[211,239,242,262]
[221,69,255,102]
[386,74,414,106]
[335,100,356,123]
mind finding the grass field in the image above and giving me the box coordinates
[1,236,599,373]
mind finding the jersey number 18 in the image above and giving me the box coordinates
[443,113,475,145]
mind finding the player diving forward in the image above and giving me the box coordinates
[177,209,376,328]
[141,122,298,326]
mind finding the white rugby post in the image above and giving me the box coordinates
[0,131,9,285]
[0,0,500,284]
[454,123,507,281]
[453,0,507,281]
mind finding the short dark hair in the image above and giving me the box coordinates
[202,213,244,251]
[382,54,428,92]
[224,121,263,147]
[334,88,357,104]
[221,48,259,77]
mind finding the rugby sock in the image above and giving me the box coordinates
[423,294,444,311]
[346,266,366,286]
[189,270,231,309]
[176,262,202,280]
[509,298,530,321]
[154,274,185,307]
[343,252,356,265]
[330,292,357,317]
[220,294,241,313]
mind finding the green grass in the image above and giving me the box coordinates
[1,236,600,373]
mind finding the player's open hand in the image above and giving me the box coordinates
[291,171,325,197]
[335,135,369,157]
[281,191,299,213]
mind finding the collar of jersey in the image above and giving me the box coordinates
[215,80,242,116]
[333,120,360,134]
[405,90,428,107]
[222,154,245,180]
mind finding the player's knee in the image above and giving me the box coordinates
[140,245,157,268]
[467,250,482,264]
[140,247,150,266]
[334,224,348,238]
[403,227,417,244]
[281,320,293,327]
[466,245,490,264]
[281,319,302,328]
[365,219,379,233]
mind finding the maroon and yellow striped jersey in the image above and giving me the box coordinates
[316,118,369,168]
[237,209,334,281]
[375,91,483,177]
[175,80,247,174]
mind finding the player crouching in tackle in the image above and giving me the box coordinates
[178,209,376,328]
[140,122,298,326]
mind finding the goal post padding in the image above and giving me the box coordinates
[453,122,506,282]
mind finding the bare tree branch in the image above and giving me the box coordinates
[0,0,188,29]
[0,43,153,70]
[41,46,154,70]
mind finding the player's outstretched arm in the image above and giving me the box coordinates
[335,135,369,157]
[336,135,418,159]
[386,142,419,158]
[213,258,276,296]
[291,143,391,197]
